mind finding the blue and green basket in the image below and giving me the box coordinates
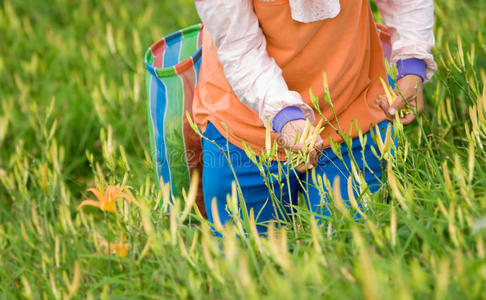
[145,24,205,216]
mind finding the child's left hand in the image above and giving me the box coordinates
[377,74,424,125]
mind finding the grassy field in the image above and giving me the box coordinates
[1,0,486,298]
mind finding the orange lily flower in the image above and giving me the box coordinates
[97,234,130,257]
[78,185,132,213]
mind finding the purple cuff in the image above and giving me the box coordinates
[397,58,426,82]
[272,106,306,133]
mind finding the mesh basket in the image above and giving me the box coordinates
[145,24,205,216]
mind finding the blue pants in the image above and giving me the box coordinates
[202,121,391,232]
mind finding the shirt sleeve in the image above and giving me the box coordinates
[376,0,437,81]
[195,0,315,129]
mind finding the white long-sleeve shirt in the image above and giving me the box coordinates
[195,0,436,127]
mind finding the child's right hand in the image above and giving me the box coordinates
[280,119,323,173]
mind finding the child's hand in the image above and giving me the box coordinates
[280,119,324,173]
[377,74,424,125]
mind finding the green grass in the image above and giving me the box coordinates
[1,0,486,298]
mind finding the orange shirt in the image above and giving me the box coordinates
[193,0,387,153]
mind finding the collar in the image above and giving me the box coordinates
[289,0,340,23]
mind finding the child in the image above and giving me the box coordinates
[193,0,435,232]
